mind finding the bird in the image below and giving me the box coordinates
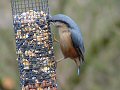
[48,14,85,75]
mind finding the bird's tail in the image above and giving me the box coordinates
[75,59,81,76]
[78,66,80,76]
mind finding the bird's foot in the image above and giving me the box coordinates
[53,37,59,43]
[56,57,66,63]
[52,32,59,43]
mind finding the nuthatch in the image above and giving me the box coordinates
[48,14,85,75]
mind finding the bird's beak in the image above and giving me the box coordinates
[47,18,55,25]
[46,15,56,25]
[47,15,53,21]
[49,15,52,19]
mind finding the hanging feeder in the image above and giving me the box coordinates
[11,0,57,89]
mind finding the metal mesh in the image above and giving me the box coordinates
[11,0,57,90]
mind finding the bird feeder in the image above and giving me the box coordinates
[11,0,57,89]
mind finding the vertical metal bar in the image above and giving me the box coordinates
[24,0,26,12]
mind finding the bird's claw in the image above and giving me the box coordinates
[52,32,59,43]
[56,57,65,63]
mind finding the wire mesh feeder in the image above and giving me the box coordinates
[11,0,57,90]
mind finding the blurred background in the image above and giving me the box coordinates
[0,0,120,90]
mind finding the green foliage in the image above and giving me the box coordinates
[0,29,20,90]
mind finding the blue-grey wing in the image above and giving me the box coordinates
[70,28,85,61]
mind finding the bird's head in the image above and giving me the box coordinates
[48,14,78,29]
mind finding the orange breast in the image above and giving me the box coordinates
[59,31,79,59]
